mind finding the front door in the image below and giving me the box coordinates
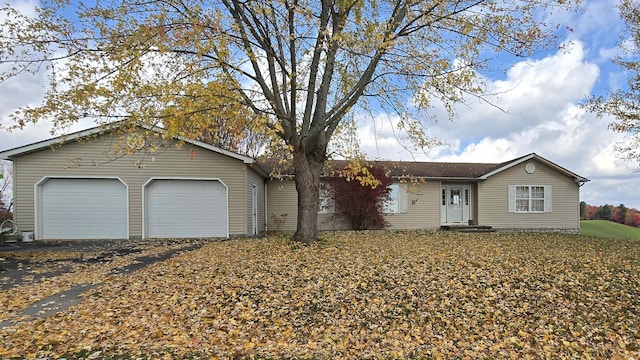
[441,185,471,224]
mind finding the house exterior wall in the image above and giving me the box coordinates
[266,179,297,231]
[477,159,581,232]
[12,133,253,238]
[266,179,442,231]
[266,179,355,231]
[385,181,441,230]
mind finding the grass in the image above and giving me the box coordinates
[1,231,639,359]
[580,219,640,240]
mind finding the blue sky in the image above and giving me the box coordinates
[353,0,640,209]
[0,0,639,209]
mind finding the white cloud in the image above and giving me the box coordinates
[0,0,38,19]
[0,0,61,148]
[570,0,622,39]
[0,59,96,150]
[354,113,442,161]
[0,62,50,148]
[357,40,640,209]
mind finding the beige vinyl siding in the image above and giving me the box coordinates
[13,133,250,238]
[266,179,350,231]
[266,179,297,231]
[477,159,580,231]
[384,181,441,230]
[266,179,442,231]
[11,157,28,235]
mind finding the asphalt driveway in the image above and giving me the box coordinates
[0,238,209,328]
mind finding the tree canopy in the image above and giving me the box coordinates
[587,0,640,167]
[160,76,270,158]
[0,0,578,241]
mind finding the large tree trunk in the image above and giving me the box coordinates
[292,148,325,242]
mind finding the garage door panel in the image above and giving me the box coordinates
[40,178,128,240]
[146,180,227,238]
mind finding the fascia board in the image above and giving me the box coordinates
[479,153,590,183]
[0,127,108,160]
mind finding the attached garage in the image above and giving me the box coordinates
[144,179,228,238]
[36,177,128,240]
[1,127,269,239]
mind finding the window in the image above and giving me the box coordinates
[318,183,335,214]
[383,183,408,214]
[509,185,551,213]
[383,184,400,213]
[450,188,461,205]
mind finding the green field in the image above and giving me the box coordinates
[580,219,640,240]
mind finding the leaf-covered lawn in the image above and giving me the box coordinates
[1,231,639,359]
[0,241,201,323]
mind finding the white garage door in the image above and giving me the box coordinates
[40,178,128,239]
[145,179,227,238]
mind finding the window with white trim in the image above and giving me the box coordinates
[318,183,335,214]
[383,183,409,214]
[508,185,552,213]
[383,183,400,213]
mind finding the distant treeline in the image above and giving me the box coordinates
[580,202,640,227]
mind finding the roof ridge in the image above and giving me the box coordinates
[0,123,257,165]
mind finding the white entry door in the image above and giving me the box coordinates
[441,185,471,224]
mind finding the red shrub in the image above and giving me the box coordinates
[325,165,392,230]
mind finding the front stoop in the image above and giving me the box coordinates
[440,224,495,233]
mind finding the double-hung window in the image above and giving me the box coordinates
[318,183,335,214]
[509,185,552,213]
[383,183,408,214]
[383,184,400,213]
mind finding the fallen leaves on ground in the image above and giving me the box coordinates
[0,240,202,321]
[0,231,638,359]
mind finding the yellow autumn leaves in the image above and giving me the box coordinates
[0,241,200,323]
[338,161,384,188]
[1,230,639,359]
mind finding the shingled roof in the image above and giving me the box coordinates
[326,159,505,179]
[259,153,590,183]
[260,158,511,180]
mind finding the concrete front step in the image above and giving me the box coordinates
[440,225,495,232]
